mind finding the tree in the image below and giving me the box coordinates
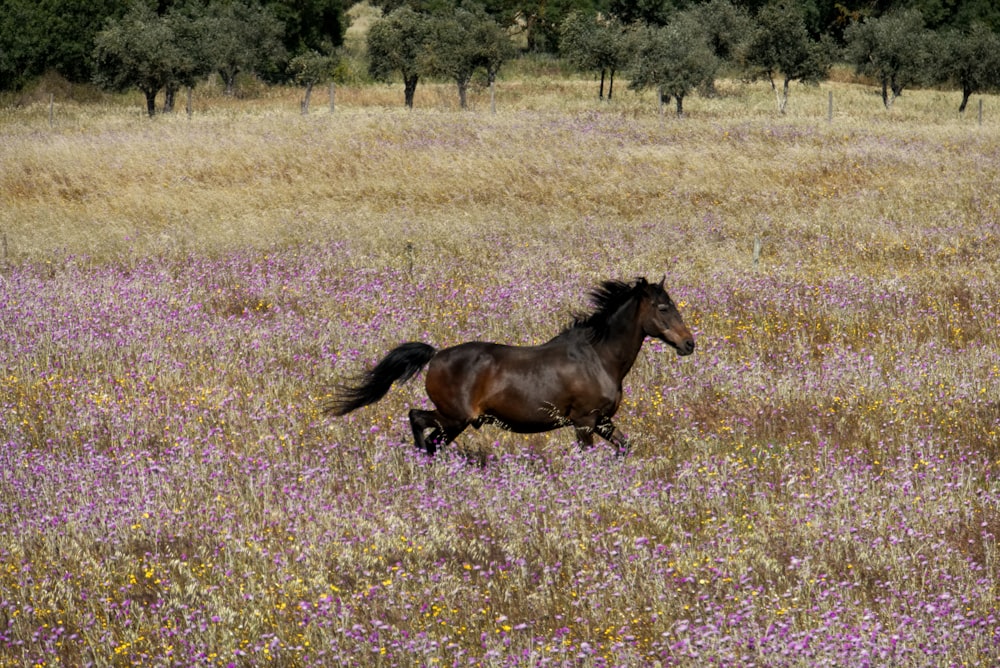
[560,11,629,100]
[421,8,514,109]
[844,8,933,110]
[608,0,672,28]
[691,0,751,65]
[266,0,348,54]
[628,14,718,117]
[741,1,835,114]
[937,23,1000,114]
[202,1,287,96]
[367,6,432,108]
[469,9,517,92]
[0,0,123,90]
[93,1,186,116]
[289,49,338,113]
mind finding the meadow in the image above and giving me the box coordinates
[1,73,999,666]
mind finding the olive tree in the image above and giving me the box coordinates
[201,0,287,96]
[560,11,629,100]
[367,6,432,108]
[628,14,718,117]
[422,8,513,109]
[289,49,338,113]
[93,2,185,117]
[740,1,835,114]
[937,23,1000,114]
[844,8,933,110]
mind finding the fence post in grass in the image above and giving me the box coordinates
[979,98,983,126]
[186,87,193,118]
[753,235,761,270]
[406,241,415,279]
[828,91,833,123]
[490,80,496,115]
[2,232,9,270]
[330,82,335,113]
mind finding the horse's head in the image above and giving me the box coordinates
[642,277,695,356]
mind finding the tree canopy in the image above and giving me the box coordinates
[740,0,835,114]
[628,13,718,116]
[844,8,934,109]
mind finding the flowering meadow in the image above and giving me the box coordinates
[1,81,999,665]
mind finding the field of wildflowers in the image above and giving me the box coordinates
[1,79,999,665]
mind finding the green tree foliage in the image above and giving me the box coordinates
[560,11,628,100]
[93,1,186,116]
[468,8,517,86]
[0,0,123,89]
[691,0,751,64]
[421,9,483,108]
[289,49,338,112]
[202,1,287,95]
[514,0,601,52]
[367,6,432,108]
[266,0,348,53]
[628,12,718,116]
[844,8,933,109]
[608,0,673,27]
[937,22,1000,113]
[741,0,835,114]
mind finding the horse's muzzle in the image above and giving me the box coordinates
[677,339,696,356]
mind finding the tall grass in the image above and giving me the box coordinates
[1,78,998,665]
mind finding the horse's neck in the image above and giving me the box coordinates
[592,300,646,383]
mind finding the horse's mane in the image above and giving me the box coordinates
[559,278,648,343]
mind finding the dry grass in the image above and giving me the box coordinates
[1,76,999,665]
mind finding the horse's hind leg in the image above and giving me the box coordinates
[409,409,467,456]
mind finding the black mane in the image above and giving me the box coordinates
[563,278,649,342]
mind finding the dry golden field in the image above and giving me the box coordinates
[1,74,999,665]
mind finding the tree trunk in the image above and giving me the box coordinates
[163,85,176,113]
[489,73,496,114]
[959,85,972,114]
[221,69,237,97]
[143,87,157,117]
[404,74,418,109]
[675,94,684,117]
[457,80,468,109]
[768,74,788,114]
[599,69,605,100]
[658,87,670,117]
[779,77,790,114]
[301,82,313,114]
[608,69,615,100]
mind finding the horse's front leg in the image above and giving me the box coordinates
[596,416,630,457]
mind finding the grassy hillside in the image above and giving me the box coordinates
[1,78,998,665]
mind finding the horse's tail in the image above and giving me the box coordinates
[325,342,436,416]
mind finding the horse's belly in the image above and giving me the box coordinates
[474,411,563,434]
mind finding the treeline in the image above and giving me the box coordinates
[1,0,999,116]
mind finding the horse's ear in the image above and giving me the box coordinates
[658,275,666,288]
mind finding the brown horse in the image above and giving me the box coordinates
[326,277,695,455]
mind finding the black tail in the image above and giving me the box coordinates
[325,342,436,416]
